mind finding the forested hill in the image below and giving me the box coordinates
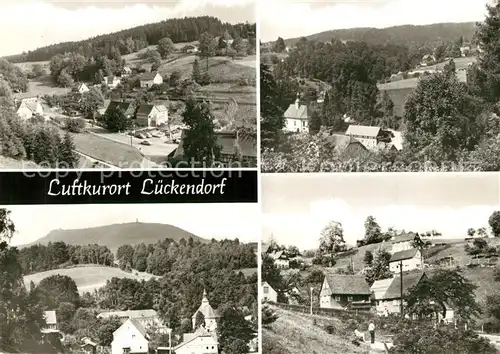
[283,22,476,47]
[24,222,206,252]
[5,16,256,63]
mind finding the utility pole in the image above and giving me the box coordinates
[310,287,314,315]
[400,260,404,317]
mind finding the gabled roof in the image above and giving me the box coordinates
[22,101,41,113]
[105,101,135,116]
[192,290,219,320]
[370,278,394,300]
[345,125,381,138]
[136,104,155,116]
[323,274,371,295]
[113,318,149,340]
[382,272,426,300]
[175,326,218,351]
[44,310,57,325]
[390,248,419,263]
[327,134,367,152]
[393,232,417,243]
[270,251,288,260]
[140,72,161,81]
[284,102,308,120]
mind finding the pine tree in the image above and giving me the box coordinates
[192,59,201,83]
[58,132,78,168]
[308,110,321,135]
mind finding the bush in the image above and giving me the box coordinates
[65,118,86,133]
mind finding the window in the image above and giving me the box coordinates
[294,120,297,126]
[335,296,341,301]
[263,286,269,294]
[348,296,353,301]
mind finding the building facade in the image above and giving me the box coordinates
[262,282,278,303]
[389,249,423,273]
[320,275,372,309]
[345,125,383,149]
[283,95,309,133]
[135,104,168,127]
[111,318,149,354]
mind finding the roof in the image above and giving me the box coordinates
[284,100,308,120]
[44,310,57,325]
[97,309,157,319]
[105,101,135,116]
[23,101,40,113]
[114,318,149,339]
[175,327,218,351]
[327,134,367,152]
[270,251,288,260]
[140,72,160,81]
[123,66,132,72]
[323,274,371,295]
[382,272,426,300]
[136,104,168,115]
[393,232,417,243]
[192,290,219,320]
[370,278,394,300]
[390,248,419,263]
[345,125,381,138]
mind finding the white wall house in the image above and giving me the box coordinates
[111,318,149,354]
[269,251,289,269]
[319,275,371,310]
[97,309,163,329]
[345,125,382,149]
[136,104,168,127]
[139,72,163,88]
[174,329,218,354]
[75,83,90,94]
[389,249,423,273]
[391,233,417,253]
[17,100,44,119]
[261,282,277,303]
[283,95,309,133]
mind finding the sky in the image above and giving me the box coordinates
[262,173,500,251]
[3,203,259,246]
[260,0,492,42]
[0,0,255,57]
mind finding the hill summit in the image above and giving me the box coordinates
[27,222,203,252]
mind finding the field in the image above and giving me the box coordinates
[23,265,159,294]
[263,306,376,354]
[413,56,476,72]
[237,267,258,277]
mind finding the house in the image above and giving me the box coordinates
[327,134,368,157]
[284,94,309,133]
[16,99,44,120]
[170,130,257,166]
[184,44,199,54]
[111,318,149,354]
[261,282,278,303]
[74,82,90,94]
[389,248,423,273]
[175,290,219,354]
[345,125,384,149]
[269,250,289,269]
[420,54,436,66]
[320,274,372,309]
[122,66,132,76]
[81,338,97,354]
[97,309,163,329]
[135,104,168,127]
[98,99,111,115]
[191,290,220,333]
[103,76,121,89]
[373,272,427,315]
[391,232,418,253]
[43,310,58,331]
[103,101,135,119]
[139,72,163,88]
[174,327,218,354]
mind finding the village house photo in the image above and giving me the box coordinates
[0,0,257,169]
[261,172,500,353]
[0,203,259,354]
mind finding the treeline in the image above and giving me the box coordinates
[18,242,115,275]
[8,16,256,63]
[116,237,257,275]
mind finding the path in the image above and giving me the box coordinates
[368,341,393,353]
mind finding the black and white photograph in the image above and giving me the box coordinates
[0,203,258,353]
[261,173,500,353]
[0,0,257,169]
[260,0,500,172]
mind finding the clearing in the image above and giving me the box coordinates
[23,265,159,294]
[237,268,258,277]
[263,305,381,354]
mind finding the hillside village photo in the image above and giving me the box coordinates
[0,0,257,169]
[260,0,500,172]
[261,173,500,354]
[0,203,258,354]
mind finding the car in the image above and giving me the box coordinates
[145,132,152,138]
[140,140,151,146]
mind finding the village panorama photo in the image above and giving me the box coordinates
[261,172,500,353]
[0,0,257,169]
[0,203,258,353]
[260,0,500,172]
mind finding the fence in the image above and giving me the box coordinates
[269,301,374,320]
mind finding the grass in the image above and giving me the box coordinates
[263,306,373,354]
[0,156,38,169]
[237,268,258,277]
[70,132,144,167]
[23,265,159,294]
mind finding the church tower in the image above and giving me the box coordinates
[192,289,220,333]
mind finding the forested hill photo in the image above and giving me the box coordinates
[21,222,205,252]
[4,16,256,62]
[279,22,476,47]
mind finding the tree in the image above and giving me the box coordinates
[380,90,394,118]
[467,228,476,238]
[192,59,201,83]
[273,37,286,53]
[444,59,456,76]
[231,37,246,57]
[224,339,249,354]
[31,64,45,78]
[217,305,255,354]
[36,274,80,309]
[403,71,482,163]
[365,249,392,286]
[198,32,217,71]
[318,221,345,266]
[364,216,382,244]
[103,105,131,132]
[58,68,74,87]
[406,268,481,323]
[157,37,175,59]
[364,250,374,266]
[411,234,431,250]
[308,110,321,135]
[180,98,221,166]
[58,132,78,168]
[260,64,285,148]
[95,317,122,346]
[79,87,104,120]
[147,50,162,71]
[489,211,500,237]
